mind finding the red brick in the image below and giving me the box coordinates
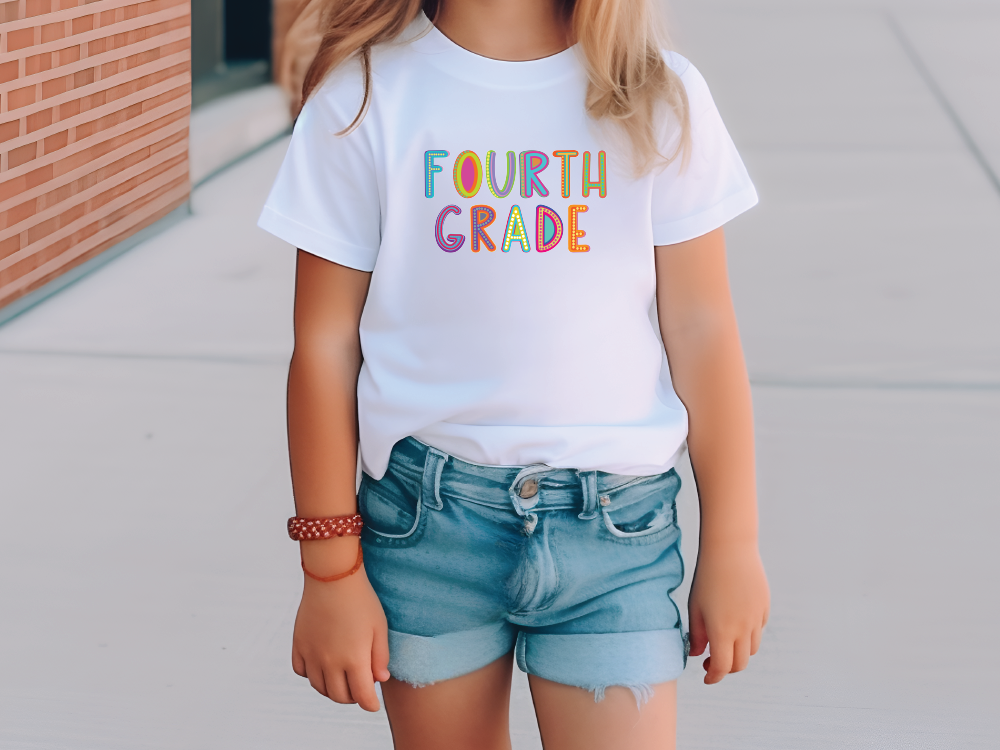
[41,76,69,99]
[51,108,185,180]
[27,108,53,133]
[0,120,19,143]
[25,164,53,190]
[25,53,51,76]
[60,200,87,227]
[90,173,137,210]
[9,142,38,169]
[74,67,95,88]
[55,45,81,66]
[108,61,186,102]
[0,175,27,204]
[160,38,189,57]
[137,0,186,17]
[43,129,68,153]
[26,212,62,245]
[89,17,187,58]
[50,145,149,208]
[8,28,36,52]
[72,14,94,34]
[40,182,72,210]
[83,90,106,110]
[77,101,142,139]
[1,1,21,22]
[0,234,20,261]
[141,84,187,113]
[59,98,82,119]
[26,0,52,16]
[124,48,160,70]
[9,86,37,110]
[41,21,66,43]
[0,60,18,84]
[3,198,38,229]
[148,128,184,154]
[55,146,147,206]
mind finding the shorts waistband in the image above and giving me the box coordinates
[391,436,662,520]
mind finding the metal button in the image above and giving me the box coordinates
[519,478,539,499]
[599,495,610,507]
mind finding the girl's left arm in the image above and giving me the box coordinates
[654,227,770,685]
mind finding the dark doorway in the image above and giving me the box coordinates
[225,0,273,62]
[191,0,273,107]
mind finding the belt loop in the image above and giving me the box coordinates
[577,470,599,520]
[421,445,448,511]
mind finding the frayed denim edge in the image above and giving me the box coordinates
[398,677,437,689]
[397,676,655,710]
[591,683,656,709]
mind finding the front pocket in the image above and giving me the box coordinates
[358,472,426,548]
[599,470,680,546]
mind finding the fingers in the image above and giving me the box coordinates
[292,647,307,678]
[302,658,379,710]
[731,636,750,673]
[703,637,733,684]
[688,602,708,657]
[703,628,761,684]
[325,668,354,704]
[371,622,391,683]
[306,662,329,698]
[347,664,381,712]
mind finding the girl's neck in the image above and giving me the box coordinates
[432,0,572,62]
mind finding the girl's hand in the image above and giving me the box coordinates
[687,544,770,685]
[292,540,391,711]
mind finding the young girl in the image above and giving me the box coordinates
[259,0,769,747]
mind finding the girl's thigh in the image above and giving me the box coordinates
[529,676,677,750]
[381,651,516,750]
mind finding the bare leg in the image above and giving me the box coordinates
[381,651,515,750]
[528,676,677,750]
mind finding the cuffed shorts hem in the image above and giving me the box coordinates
[388,624,686,703]
[517,629,686,703]
[387,622,516,687]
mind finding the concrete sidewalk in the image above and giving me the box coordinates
[1,1,998,748]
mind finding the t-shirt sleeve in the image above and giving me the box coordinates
[257,64,382,272]
[650,53,758,246]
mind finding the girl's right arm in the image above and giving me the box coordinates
[287,249,390,712]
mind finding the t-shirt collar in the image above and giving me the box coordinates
[407,11,581,89]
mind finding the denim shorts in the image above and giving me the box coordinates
[359,436,688,702]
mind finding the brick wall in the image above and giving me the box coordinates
[0,0,191,310]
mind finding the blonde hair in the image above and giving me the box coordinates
[278,0,690,175]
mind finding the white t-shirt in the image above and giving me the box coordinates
[258,14,757,481]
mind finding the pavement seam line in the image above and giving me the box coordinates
[750,378,1000,392]
[0,348,288,366]
[885,12,1000,199]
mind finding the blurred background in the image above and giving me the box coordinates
[1,0,998,748]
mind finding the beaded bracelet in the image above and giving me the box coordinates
[288,514,365,582]
[287,514,364,541]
